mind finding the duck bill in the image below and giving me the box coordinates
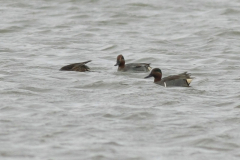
[144,74,152,79]
[114,61,120,66]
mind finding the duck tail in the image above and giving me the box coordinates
[186,79,193,85]
[83,60,92,64]
[179,72,193,85]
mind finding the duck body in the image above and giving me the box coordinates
[114,55,151,72]
[145,68,193,87]
[155,72,192,87]
[60,60,91,72]
[118,63,152,72]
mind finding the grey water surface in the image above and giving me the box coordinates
[1,0,240,159]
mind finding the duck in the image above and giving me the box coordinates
[114,54,152,72]
[144,68,193,87]
[60,60,91,72]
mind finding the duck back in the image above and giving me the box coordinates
[60,60,91,72]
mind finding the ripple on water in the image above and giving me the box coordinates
[1,0,240,159]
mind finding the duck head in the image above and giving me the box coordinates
[144,68,162,82]
[114,54,125,68]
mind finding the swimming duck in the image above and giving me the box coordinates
[60,60,91,72]
[114,54,152,72]
[144,68,193,87]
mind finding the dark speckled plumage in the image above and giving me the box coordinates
[60,60,91,72]
[114,54,152,72]
[145,68,193,87]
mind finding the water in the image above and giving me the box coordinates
[1,0,240,159]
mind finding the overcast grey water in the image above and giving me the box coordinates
[1,0,240,159]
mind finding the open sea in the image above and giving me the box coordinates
[1,0,240,159]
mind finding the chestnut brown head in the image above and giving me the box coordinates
[144,68,162,82]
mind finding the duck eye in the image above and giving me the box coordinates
[156,69,162,73]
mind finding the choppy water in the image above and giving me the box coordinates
[1,0,240,159]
